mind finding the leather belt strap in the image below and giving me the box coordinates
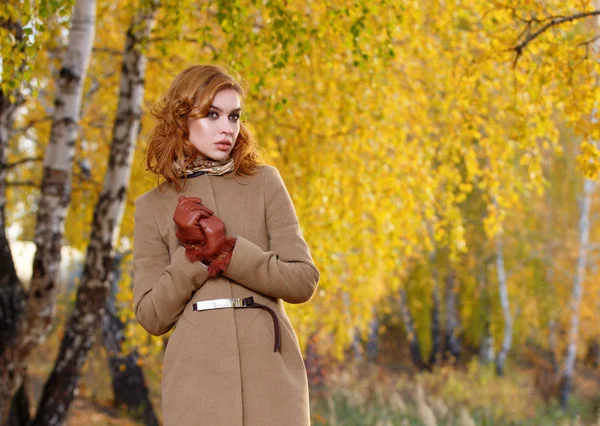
[192,297,281,352]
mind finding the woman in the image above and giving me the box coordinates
[133,65,320,425]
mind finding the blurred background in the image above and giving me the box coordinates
[2,0,600,424]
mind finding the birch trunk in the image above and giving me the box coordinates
[495,230,512,376]
[478,263,495,365]
[429,283,442,366]
[19,0,96,359]
[427,249,442,367]
[0,16,31,424]
[479,320,495,365]
[366,306,379,362]
[33,3,159,423]
[0,92,28,424]
[103,254,158,426]
[424,222,442,366]
[399,288,427,370]
[443,268,461,361]
[560,177,595,408]
[560,4,600,405]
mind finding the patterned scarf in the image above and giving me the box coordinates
[175,156,235,179]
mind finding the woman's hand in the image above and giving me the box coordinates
[198,215,228,259]
[198,215,237,276]
[174,199,235,275]
[173,196,213,244]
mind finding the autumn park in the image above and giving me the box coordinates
[2,0,600,425]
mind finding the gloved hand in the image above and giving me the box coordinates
[173,196,213,245]
[198,214,237,276]
[197,215,228,259]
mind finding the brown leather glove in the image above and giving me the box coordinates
[198,215,237,276]
[173,196,213,245]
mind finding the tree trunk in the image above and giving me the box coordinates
[19,0,97,363]
[366,306,378,362]
[559,2,600,408]
[33,3,158,423]
[399,288,427,370]
[103,254,158,426]
[443,268,461,362]
[548,319,559,373]
[560,177,595,409]
[1,1,96,421]
[6,380,30,426]
[495,229,512,376]
[428,283,442,366]
[585,340,599,369]
[479,319,495,365]
[478,263,495,365]
[0,94,29,426]
[0,17,28,421]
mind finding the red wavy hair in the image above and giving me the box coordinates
[146,64,260,190]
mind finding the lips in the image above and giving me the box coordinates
[215,140,232,152]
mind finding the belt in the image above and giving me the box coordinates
[192,296,281,352]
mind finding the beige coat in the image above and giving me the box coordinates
[133,165,320,426]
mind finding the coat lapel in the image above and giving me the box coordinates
[208,174,249,238]
[184,173,249,238]
[184,174,218,214]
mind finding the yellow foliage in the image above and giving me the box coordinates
[5,0,600,362]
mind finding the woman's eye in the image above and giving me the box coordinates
[229,114,240,122]
[207,111,219,118]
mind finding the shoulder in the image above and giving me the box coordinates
[134,182,177,218]
[231,164,284,189]
[255,164,283,184]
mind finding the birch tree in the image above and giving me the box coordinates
[495,228,512,376]
[559,0,600,408]
[20,0,96,360]
[0,1,78,421]
[103,254,158,426]
[0,20,27,426]
[443,269,461,361]
[33,1,159,423]
[560,176,596,407]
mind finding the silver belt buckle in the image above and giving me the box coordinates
[192,297,250,312]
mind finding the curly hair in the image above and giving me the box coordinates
[146,65,260,190]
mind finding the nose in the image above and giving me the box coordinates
[220,117,233,135]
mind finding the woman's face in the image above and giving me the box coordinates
[188,88,241,161]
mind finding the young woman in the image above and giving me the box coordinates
[133,64,320,425]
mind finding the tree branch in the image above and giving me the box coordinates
[577,35,600,49]
[5,156,43,169]
[510,10,600,67]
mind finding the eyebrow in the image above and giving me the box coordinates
[209,105,242,113]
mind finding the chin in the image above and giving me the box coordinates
[208,151,231,161]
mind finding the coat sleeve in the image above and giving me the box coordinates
[224,166,320,304]
[133,194,211,335]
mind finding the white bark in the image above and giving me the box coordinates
[561,177,595,407]
[477,261,495,364]
[21,0,97,357]
[495,228,512,376]
[560,1,600,407]
[33,2,159,423]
